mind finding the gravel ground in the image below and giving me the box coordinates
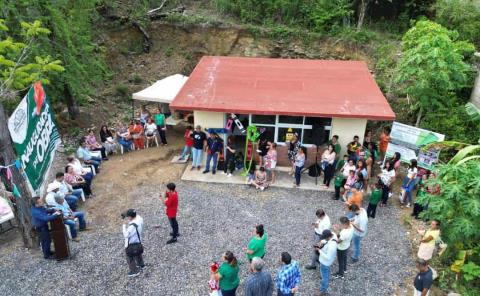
[0,181,414,296]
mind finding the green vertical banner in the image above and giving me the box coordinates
[7,82,61,193]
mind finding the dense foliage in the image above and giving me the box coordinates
[395,20,474,127]
[0,0,108,118]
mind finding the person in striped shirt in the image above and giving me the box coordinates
[276,252,301,296]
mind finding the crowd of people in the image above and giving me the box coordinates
[30,122,441,295]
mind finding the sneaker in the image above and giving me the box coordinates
[406,203,411,208]
[227,173,232,177]
[166,238,177,244]
[388,192,393,198]
[305,265,316,270]
[139,263,149,269]
[332,273,344,279]
[170,233,181,237]
[127,271,141,278]
[260,186,265,191]
[212,170,216,175]
[79,227,92,232]
[351,257,359,263]
[344,270,348,274]
[72,237,80,242]
[202,170,210,174]
[190,167,195,171]
[197,166,201,170]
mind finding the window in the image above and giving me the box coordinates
[278,127,302,142]
[251,115,276,125]
[257,126,275,142]
[278,116,303,124]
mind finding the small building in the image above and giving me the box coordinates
[171,56,395,167]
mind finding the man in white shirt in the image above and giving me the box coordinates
[53,172,83,208]
[349,204,368,263]
[45,182,61,207]
[316,229,337,296]
[122,209,145,277]
[333,216,354,279]
[306,209,331,270]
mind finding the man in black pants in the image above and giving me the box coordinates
[31,196,60,259]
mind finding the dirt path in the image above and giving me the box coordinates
[85,129,186,232]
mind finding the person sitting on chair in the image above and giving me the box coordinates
[53,195,88,242]
[77,138,102,172]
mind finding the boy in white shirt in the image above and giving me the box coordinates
[316,229,338,295]
[306,209,331,270]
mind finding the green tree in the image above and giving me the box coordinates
[395,20,474,126]
[0,19,63,248]
[435,0,480,48]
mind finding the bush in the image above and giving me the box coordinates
[132,74,142,84]
[115,84,129,97]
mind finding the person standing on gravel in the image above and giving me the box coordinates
[214,251,240,296]
[316,229,337,296]
[160,183,179,244]
[122,209,145,277]
[191,125,207,171]
[276,252,301,296]
[332,217,354,279]
[244,257,273,296]
[246,224,268,262]
[349,204,368,263]
[414,259,433,296]
[306,209,331,270]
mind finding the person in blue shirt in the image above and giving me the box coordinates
[31,196,60,259]
[203,132,223,175]
[276,252,301,296]
[76,138,102,172]
[53,195,87,242]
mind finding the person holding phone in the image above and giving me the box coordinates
[160,183,179,244]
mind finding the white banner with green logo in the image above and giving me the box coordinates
[386,122,444,170]
[7,82,61,194]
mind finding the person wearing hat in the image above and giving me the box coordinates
[31,196,61,259]
[45,182,63,207]
[190,125,207,171]
[315,229,337,296]
[122,209,145,277]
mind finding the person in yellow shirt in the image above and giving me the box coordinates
[417,220,441,261]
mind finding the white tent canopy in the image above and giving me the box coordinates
[132,74,188,104]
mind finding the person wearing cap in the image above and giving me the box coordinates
[160,183,179,244]
[45,180,79,211]
[306,209,331,270]
[316,229,337,296]
[31,196,61,259]
[122,209,145,277]
[414,259,433,296]
[244,257,273,296]
[190,125,207,171]
[349,204,368,263]
[276,252,301,296]
[53,195,87,242]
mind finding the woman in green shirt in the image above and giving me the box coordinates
[246,224,268,262]
[214,251,240,296]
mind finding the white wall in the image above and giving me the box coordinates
[193,111,225,129]
[330,118,367,157]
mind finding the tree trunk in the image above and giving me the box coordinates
[0,102,36,248]
[63,84,79,119]
[415,106,423,127]
[357,0,369,31]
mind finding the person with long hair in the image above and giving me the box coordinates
[321,144,336,188]
[99,125,117,155]
[378,160,395,206]
[401,159,418,207]
[85,128,108,160]
[287,133,301,175]
[356,159,368,190]
[223,135,237,177]
[64,165,93,197]
[365,142,376,178]
[214,251,240,296]
[294,146,306,188]
[129,119,145,150]
[264,142,278,183]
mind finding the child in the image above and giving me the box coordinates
[178,126,193,160]
[342,170,356,201]
[336,155,348,172]
[245,159,257,185]
[333,173,345,200]
[208,262,221,296]
[251,166,268,191]
[367,183,382,218]
[160,183,179,244]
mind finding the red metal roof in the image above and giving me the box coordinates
[170,56,395,120]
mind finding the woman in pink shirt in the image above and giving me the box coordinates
[85,128,108,160]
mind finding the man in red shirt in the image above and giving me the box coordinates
[160,183,179,244]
